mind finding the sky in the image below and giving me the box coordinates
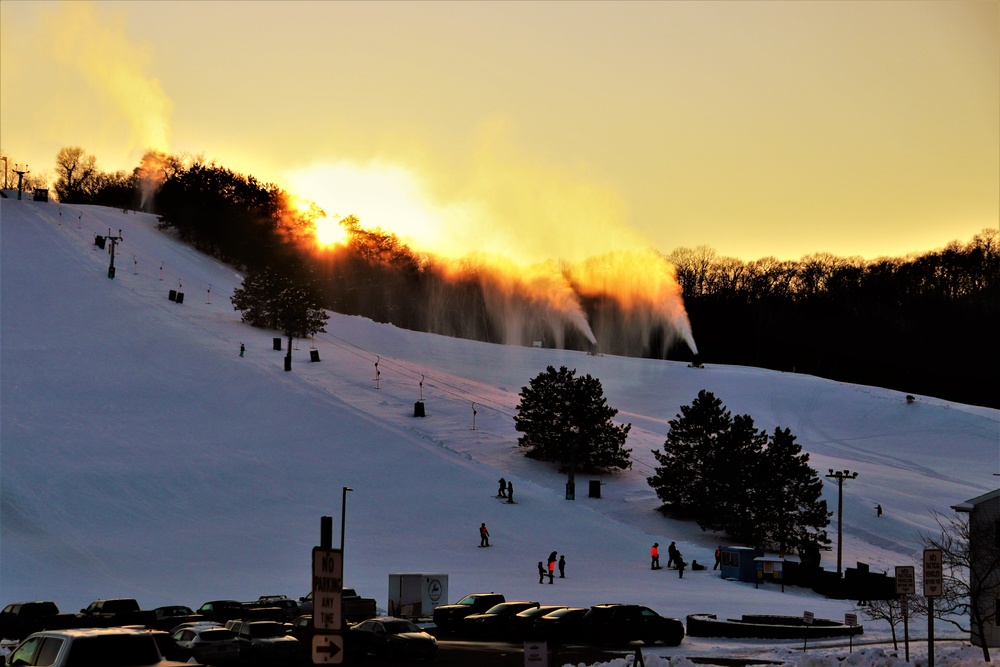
[2,194,997,666]
[1,1,997,264]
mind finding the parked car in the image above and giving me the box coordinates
[195,600,244,624]
[0,602,61,642]
[2,627,197,666]
[507,605,567,641]
[431,592,505,633]
[350,617,438,661]
[460,601,540,638]
[246,597,299,621]
[228,620,300,666]
[579,604,685,646]
[170,623,239,664]
[150,606,204,631]
[533,606,590,643]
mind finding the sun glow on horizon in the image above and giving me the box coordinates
[287,161,449,253]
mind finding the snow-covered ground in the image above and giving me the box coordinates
[2,196,996,665]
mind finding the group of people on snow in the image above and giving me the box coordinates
[537,551,565,583]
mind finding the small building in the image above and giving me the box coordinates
[388,573,448,619]
[952,489,1000,649]
[719,546,764,583]
[33,188,48,202]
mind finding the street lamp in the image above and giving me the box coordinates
[825,469,858,577]
[340,486,353,554]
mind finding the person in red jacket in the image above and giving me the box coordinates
[479,522,490,547]
[651,543,661,570]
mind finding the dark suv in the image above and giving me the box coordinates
[432,593,505,633]
[579,604,684,646]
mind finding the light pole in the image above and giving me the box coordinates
[340,486,353,554]
[825,469,858,577]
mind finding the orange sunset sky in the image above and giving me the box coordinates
[1,1,997,263]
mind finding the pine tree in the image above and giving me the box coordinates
[751,427,830,551]
[514,365,632,473]
[647,390,731,518]
[648,391,830,551]
[231,268,329,341]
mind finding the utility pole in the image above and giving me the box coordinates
[2,156,8,189]
[825,469,858,577]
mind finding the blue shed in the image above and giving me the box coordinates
[719,546,764,582]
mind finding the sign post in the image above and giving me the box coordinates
[845,613,858,652]
[923,549,943,667]
[312,546,344,664]
[802,611,814,652]
[895,565,916,662]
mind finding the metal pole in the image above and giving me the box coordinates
[340,487,353,553]
[825,469,857,577]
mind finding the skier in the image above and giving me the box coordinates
[506,481,514,503]
[876,504,882,517]
[498,478,507,498]
[239,343,245,357]
[479,522,490,547]
[558,555,566,578]
[650,543,661,570]
[677,551,687,578]
[667,541,678,569]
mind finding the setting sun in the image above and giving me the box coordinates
[287,161,445,253]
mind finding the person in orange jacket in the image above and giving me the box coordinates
[651,543,661,570]
[479,522,490,547]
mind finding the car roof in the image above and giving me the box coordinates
[28,627,149,638]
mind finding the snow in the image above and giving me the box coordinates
[1,196,997,666]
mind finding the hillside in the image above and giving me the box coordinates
[1,197,997,660]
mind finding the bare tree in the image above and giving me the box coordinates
[915,509,999,662]
[54,146,97,202]
[857,594,922,651]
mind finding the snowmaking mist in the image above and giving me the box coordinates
[318,238,699,360]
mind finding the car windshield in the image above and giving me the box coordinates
[383,620,421,634]
[200,629,236,641]
[455,595,477,606]
[64,635,160,667]
[249,622,286,638]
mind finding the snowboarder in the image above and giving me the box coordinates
[506,480,514,503]
[498,478,507,498]
[239,343,245,357]
[876,504,882,517]
[714,546,722,570]
[479,522,490,547]
[558,555,566,578]
[692,560,706,571]
[677,551,687,578]
[547,552,557,583]
[650,543,661,570]
[667,541,678,569]
[538,561,546,584]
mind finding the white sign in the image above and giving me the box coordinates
[895,565,916,595]
[845,613,858,627]
[312,634,344,665]
[923,548,943,597]
[312,547,344,631]
[803,611,815,625]
[524,641,548,667]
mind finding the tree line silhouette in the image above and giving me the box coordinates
[38,147,999,408]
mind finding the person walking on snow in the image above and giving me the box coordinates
[667,541,679,569]
[547,552,557,583]
[239,343,245,357]
[498,478,507,498]
[650,543,661,570]
[506,481,514,503]
[714,546,722,570]
[677,551,687,578]
[558,555,566,578]
[479,523,490,547]
[538,561,546,584]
